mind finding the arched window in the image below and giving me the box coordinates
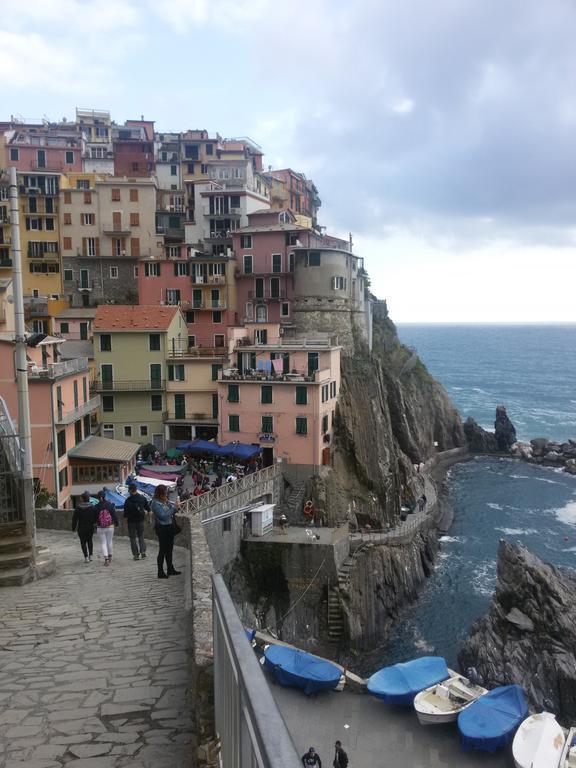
[256,305,267,322]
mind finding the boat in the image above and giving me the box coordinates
[262,645,343,695]
[559,727,576,768]
[367,656,450,706]
[139,467,182,482]
[414,673,487,725]
[513,712,565,768]
[458,684,529,752]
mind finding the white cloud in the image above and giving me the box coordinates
[149,0,270,29]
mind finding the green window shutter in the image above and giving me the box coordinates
[322,415,329,433]
[168,365,174,381]
[296,417,308,435]
[228,384,239,403]
[229,414,240,432]
[261,416,273,434]
[295,385,307,405]
[261,385,272,404]
[212,364,222,381]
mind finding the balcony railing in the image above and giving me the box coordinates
[167,345,228,359]
[184,300,227,310]
[247,293,286,303]
[93,379,166,392]
[220,368,329,383]
[55,395,101,426]
[190,275,226,285]
[162,411,217,423]
[29,357,89,379]
[102,223,131,235]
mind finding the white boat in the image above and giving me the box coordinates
[559,727,576,768]
[513,712,565,768]
[413,673,487,725]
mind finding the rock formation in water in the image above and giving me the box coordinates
[510,437,576,474]
[494,405,517,450]
[458,540,576,725]
[463,405,516,453]
[309,301,465,529]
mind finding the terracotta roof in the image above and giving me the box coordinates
[68,435,139,462]
[94,305,179,331]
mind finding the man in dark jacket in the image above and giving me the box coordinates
[123,482,150,560]
[72,491,97,562]
[302,747,321,767]
[333,741,348,768]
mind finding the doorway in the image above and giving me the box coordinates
[262,447,274,467]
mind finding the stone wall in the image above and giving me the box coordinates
[62,256,139,307]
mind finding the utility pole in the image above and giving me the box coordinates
[9,166,36,557]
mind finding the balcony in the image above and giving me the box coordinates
[185,300,227,310]
[102,223,131,235]
[0,257,13,269]
[24,300,49,317]
[190,275,226,286]
[220,368,320,383]
[28,357,89,379]
[163,411,218,424]
[247,293,286,303]
[93,379,166,392]
[167,344,227,359]
[55,395,101,426]
[205,233,233,244]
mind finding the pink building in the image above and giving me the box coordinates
[0,334,104,508]
[138,250,236,349]
[232,209,307,326]
[218,324,340,469]
[5,127,82,173]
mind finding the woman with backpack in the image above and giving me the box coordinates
[95,489,119,566]
[151,484,181,579]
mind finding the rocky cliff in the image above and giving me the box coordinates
[312,301,464,528]
[459,541,576,725]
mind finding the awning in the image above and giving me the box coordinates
[68,435,139,463]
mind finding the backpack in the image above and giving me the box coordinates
[98,506,113,528]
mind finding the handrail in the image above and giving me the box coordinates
[0,395,23,475]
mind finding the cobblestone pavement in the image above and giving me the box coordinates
[0,530,192,768]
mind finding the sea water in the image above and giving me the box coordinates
[359,324,576,672]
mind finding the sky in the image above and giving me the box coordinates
[2,0,576,322]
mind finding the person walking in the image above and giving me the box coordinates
[95,489,119,566]
[123,482,150,560]
[72,491,97,562]
[151,484,181,579]
[333,741,348,768]
[302,747,322,767]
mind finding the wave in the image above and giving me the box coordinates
[534,477,561,485]
[495,527,538,536]
[439,535,464,543]
[487,502,504,511]
[552,500,576,526]
[472,561,497,597]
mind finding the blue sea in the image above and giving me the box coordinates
[361,324,576,672]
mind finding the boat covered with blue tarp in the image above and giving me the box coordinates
[263,646,341,695]
[104,488,127,509]
[458,684,528,752]
[367,656,449,705]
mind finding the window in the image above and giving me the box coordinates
[255,278,264,298]
[111,188,121,201]
[243,255,253,274]
[187,163,194,174]
[261,385,273,404]
[131,238,140,257]
[83,414,90,436]
[102,423,114,438]
[134,266,139,278]
[45,219,55,231]
[201,164,208,174]
[214,334,225,347]
[245,302,253,320]
[166,289,181,304]
[170,165,177,176]
[168,364,185,381]
[75,419,83,445]
[82,377,87,403]
[270,278,280,298]
[185,145,199,160]
[150,394,163,411]
[73,380,79,408]
[322,414,329,434]
[229,414,240,432]
[261,416,273,434]
[281,302,290,317]
[228,384,239,403]
[330,381,337,398]
[66,151,74,164]
[57,430,66,457]
[139,425,148,437]
[296,417,308,435]
[37,150,46,168]
[109,267,118,279]
[124,426,132,438]
[206,143,213,155]
[211,364,222,381]
[255,305,267,322]
[272,253,282,273]
[289,252,295,272]
[333,276,347,290]
[185,311,195,324]
[59,467,68,489]
[63,213,72,227]
[173,262,188,276]
[63,268,73,281]
[132,162,139,172]
[213,311,222,324]
[150,365,162,388]
[81,213,95,225]
[76,179,90,189]
[86,237,96,256]
[26,218,42,231]
[29,197,37,213]
[45,197,54,214]
[174,393,186,419]
[240,234,252,249]
[308,352,319,376]
[100,334,112,352]
[102,395,114,412]
[286,233,298,246]
[222,517,231,533]
[83,191,92,204]
[322,384,329,403]
[60,322,70,334]
[295,386,307,405]
[79,268,90,289]
[10,148,18,161]
[169,247,183,261]
[130,212,139,226]
[129,188,138,202]
[188,334,196,347]
[145,262,160,277]
[308,251,321,266]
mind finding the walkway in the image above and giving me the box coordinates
[0,531,192,768]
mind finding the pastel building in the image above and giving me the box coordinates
[76,109,114,175]
[112,120,155,178]
[218,324,341,470]
[263,168,321,225]
[0,333,101,508]
[93,305,188,451]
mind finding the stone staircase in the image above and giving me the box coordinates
[327,543,372,642]
[282,480,307,524]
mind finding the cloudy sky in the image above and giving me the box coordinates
[2,0,576,322]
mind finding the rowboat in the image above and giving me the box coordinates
[458,685,529,752]
[261,645,343,695]
[367,656,450,706]
[513,712,565,768]
[414,673,487,725]
[559,727,576,768]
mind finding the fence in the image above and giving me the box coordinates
[0,396,24,524]
[212,574,301,768]
[181,463,280,522]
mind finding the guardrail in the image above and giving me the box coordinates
[55,395,100,426]
[212,573,301,767]
[28,357,89,379]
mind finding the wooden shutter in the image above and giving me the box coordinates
[84,191,92,204]
[129,189,138,202]
[130,212,139,227]
[63,191,72,204]
[131,238,140,257]
[81,237,87,256]
[63,237,72,250]
[63,212,71,225]
[112,211,121,231]
[111,188,120,201]
[95,237,100,257]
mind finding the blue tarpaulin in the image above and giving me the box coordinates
[228,443,261,460]
[367,656,449,705]
[458,685,528,752]
[177,440,261,460]
[263,646,341,695]
[105,489,127,509]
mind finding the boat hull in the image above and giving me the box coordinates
[416,709,460,725]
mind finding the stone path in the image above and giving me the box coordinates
[0,531,192,768]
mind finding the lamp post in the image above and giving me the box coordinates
[8,165,36,555]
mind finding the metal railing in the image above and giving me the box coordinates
[93,379,166,392]
[28,357,89,379]
[212,573,301,768]
[162,411,217,423]
[182,463,280,521]
[55,395,100,426]
[0,396,24,525]
[0,396,22,476]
